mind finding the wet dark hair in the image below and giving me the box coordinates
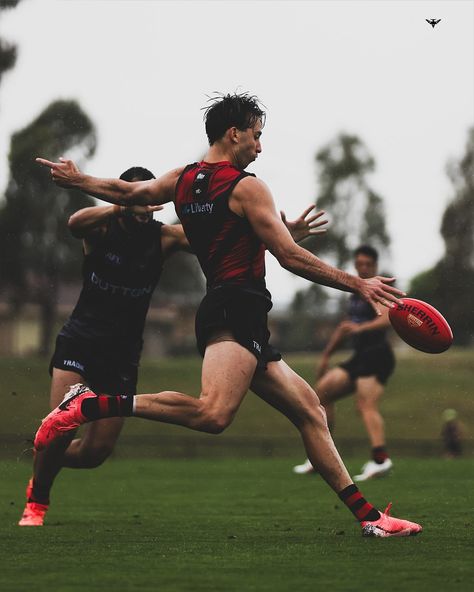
[203,92,266,145]
[354,245,378,262]
[119,167,155,182]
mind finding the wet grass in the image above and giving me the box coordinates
[1,458,473,592]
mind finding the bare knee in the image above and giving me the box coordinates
[195,399,235,435]
[200,409,234,434]
[306,402,329,430]
[292,388,328,430]
[356,397,377,416]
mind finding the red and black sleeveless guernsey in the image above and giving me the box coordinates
[175,161,267,292]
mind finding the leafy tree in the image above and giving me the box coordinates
[307,133,390,267]
[410,128,474,344]
[0,1,21,89]
[288,133,391,337]
[0,100,97,355]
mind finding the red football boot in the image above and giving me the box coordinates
[34,383,96,451]
[361,503,422,537]
[18,478,49,527]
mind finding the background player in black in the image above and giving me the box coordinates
[35,94,422,537]
[19,163,326,526]
[293,246,395,480]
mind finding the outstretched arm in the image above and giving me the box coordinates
[281,205,328,243]
[349,307,391,333]
[161,224,193,257]
[36,157,183,206]
[231,177,404,314]
[68,204,163,238]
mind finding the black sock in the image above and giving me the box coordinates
[81,395,134,420]
[338,484,381,522]
[372,446,389,464]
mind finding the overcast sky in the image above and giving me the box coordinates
[1,0,473,306]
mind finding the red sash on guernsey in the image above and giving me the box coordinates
[174,161,266,290]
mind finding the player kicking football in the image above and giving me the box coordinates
[34,93,421,537]
[19,165,322,527]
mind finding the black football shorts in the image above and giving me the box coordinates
[50,334,141,395]
[339,343,395,385]
[195,286,281,370]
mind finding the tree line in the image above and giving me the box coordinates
[284,129,474,349]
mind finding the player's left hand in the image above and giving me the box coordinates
[358,276,404,316]
[36,157,81,188]
[281,205,328,243]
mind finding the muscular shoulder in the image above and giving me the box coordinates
[167,166,186,181]
[233,175,269,196]
[160,167,186,191]
[230,176,273,216]
[142,167,186,205]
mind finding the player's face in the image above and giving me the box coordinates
[354,254,377,279]
[122,212,152,234]
[235,119,263,168]
[131,212,153,224]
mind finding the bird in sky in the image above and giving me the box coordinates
[426,19,441,28]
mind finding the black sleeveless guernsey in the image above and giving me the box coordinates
[61,218,164,342]
[348,293,390,351]
[174,161,267,293]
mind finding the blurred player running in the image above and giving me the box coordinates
[293,245,396,480]
[34,93,421,537]
[19,164,325,526]
[18,166,174,525]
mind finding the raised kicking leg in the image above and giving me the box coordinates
[133,335,257,432]
[34,333,258,449]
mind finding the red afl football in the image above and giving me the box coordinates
[389,298,453,353]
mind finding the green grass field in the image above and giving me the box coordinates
[1,349,472,458]
[1,458,473,592]
[0,351,473,591]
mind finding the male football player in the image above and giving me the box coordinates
[293,245,395,480]
[20,163,324,526]
[34,93,421,537]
